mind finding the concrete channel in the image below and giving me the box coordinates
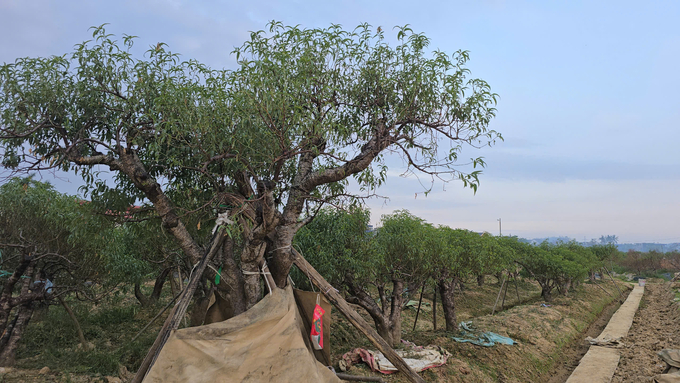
[565,284,645,383]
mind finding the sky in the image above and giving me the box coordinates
[1,0,679,243]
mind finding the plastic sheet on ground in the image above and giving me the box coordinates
[585,336,625,348]
[451,321,516,347]
[655,349,680,383]
[405,300,431,311]
[339,340,450,374]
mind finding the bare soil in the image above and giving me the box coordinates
[611,281,680,382]
[0,277,639,382]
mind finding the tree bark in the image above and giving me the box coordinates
[0,257,33,334]
[438,278,457,331]
[0,308,19,353]
[541,284,553,302]
[216,239,247,317]
[240,241,266,309]
[562,278,572,296]
[476,274,485,287]
[0,303,34,366]
[115,150,204,267]
[150,267,171,302]
[345,278,404,348]
[374,317,395,347]
[134,282,150,307]
[188,283,213,327]
[432,285,437,331]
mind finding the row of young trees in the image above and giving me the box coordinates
[295,208,620,346]
[618,249,680,276]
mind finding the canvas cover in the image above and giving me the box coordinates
[143,285,340,383]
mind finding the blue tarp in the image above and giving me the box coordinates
[451,321,516,347]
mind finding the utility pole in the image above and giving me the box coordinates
[497,218,502,236]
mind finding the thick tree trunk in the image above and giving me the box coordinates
[541,284,553,302]
[345,281,403,348]
[562,278,572,296]
[477,274,485,287]
[432,285,437,331]
[374,317,394,347]
[388,279,404,346]
[189,284,213,327]
[240,241,266,309]
[0,257,33,335]
[269,224,299,288]
[0,302,34,366]
[438,278,458,331]
[0,308,19,352]
[216,240,247,318]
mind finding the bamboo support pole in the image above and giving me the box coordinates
[132,227,226,383]
[411,283,425,332]
[603,266,624,299]
[432,285,437,331]
[491,273,507,315]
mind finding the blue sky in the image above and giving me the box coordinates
[1,0,679,243]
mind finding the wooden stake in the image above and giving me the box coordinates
[602,266,624,299]
[130,291,181,344]
[592,278,614,297]
[292,249,425,383]
[432,285,437,331]
[412,283,425,332]
[501,277,509,311]
[491,273,506,315]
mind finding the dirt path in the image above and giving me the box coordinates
[612,281,680,382]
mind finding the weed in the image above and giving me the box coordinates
[91,306,138,326]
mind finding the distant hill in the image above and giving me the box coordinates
[517,236,680,253]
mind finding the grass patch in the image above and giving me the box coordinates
[16,289,170,376]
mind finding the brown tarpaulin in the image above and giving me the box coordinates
[143,285,340,383]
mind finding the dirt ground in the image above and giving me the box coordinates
[0,277,639,382]
[612,281,680,382]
